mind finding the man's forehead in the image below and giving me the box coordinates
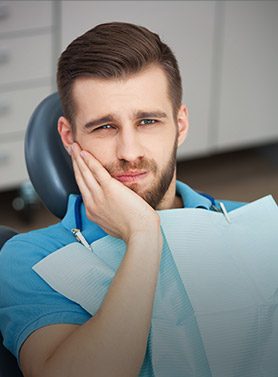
[72,65,169,97]
[71,65,174,122]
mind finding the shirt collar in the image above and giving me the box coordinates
[62,194,100,231]
[62,180,213,231]
[176,180,212,210]
[62,194,78,231]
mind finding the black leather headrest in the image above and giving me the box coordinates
[0,227,18,249]
[24,93,80,219]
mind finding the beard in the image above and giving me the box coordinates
[105,136,178,209]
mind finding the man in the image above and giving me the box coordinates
[0,22,244,376]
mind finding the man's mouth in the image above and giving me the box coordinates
[114,171,148,183]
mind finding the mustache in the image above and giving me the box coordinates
[105,158,158,176]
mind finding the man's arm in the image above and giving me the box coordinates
[20,143,162,377]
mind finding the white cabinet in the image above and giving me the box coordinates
[0,1,53,190]
[0,33,52,86]
[0,86,53,135]
[0,138,29,190]
[0,1,52,34]
[215,1,278,151]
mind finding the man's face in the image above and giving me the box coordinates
[60,65,188,209]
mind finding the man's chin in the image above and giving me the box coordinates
[122,181,143,196]
[126,184,161,209]
[119,180,150,201]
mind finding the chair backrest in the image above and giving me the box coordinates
[25,92,80,219]
[1,92,75,375]
[0,226,17,249]
[0,333,23,377]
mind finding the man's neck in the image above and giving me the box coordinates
[173,194,183,209]
[156,176,183,210]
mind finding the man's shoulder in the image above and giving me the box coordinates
[0,221,73,267]
[0,222,91,361]
[3,221,67,246]
[176,180,247,212]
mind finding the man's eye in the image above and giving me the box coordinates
[139,119,157,126]
[93,124,113,131]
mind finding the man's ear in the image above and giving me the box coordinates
[57,116,74,154]
[177,104,189,147]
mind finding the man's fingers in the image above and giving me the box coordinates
[71,143,99,185]
[80,150,111,185]
[72,158,95,201]
[78,149,112,186]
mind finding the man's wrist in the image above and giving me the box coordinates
[126,219,162,250]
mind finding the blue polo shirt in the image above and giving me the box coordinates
[0,181,245,362]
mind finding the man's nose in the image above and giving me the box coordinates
[116,128,144,162]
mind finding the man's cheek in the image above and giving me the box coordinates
[80,143,108,165]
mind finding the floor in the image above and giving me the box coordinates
[0,143,277,233]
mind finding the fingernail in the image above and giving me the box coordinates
[71,143,79,154]
[80,150,87,159]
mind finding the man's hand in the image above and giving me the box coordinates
[20,143,163,377]
[71,142,161,243]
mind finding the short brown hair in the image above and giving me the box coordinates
[57,22,182,125]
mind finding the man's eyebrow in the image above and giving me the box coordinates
[83,115,116,130]
[135,111,168,119]
[83,111,168,130]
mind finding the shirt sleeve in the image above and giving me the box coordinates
[0,234,91,361]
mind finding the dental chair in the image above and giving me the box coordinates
[0,93,73,377]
